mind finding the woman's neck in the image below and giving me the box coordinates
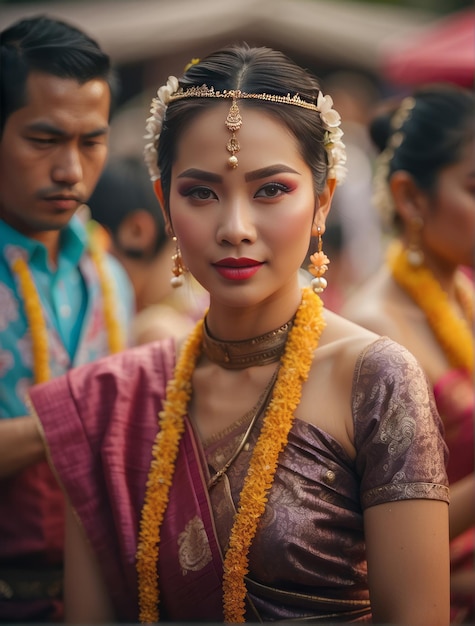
[206,283,303,341]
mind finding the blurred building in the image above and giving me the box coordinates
[1,0,436,157]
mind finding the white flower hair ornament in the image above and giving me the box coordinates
[144,76,179,182]
[316,92,347,184]
[144,76,347,184]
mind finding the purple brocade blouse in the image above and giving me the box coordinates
[206,337,449,621]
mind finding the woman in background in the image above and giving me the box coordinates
[342,83,474,623]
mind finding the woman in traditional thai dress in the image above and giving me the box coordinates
[342,83,474,623]
[29,45,450,624]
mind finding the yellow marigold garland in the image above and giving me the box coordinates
[11,232,124,383]
[11,258,50,383]
[223,287,325,621]
[388,241,473,373]
[136,319,204,622]
[136,287,326,622]
[88,222,124,353]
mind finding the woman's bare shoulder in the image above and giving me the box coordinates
[319,309,422,379]
[319,308,381,357]
[302,310,392,454]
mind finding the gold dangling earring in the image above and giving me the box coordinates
[406,215,424,268]
[171,236,186,288]
[308,227,330,294]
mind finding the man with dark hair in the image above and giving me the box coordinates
[0,15,133,621]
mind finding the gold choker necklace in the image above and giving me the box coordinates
[202,317,293,369]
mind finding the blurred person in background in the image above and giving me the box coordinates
[342,83,475,623]
[87,156,208,345]
[0,15,133,621]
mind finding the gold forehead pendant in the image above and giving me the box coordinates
[225,96,242,168]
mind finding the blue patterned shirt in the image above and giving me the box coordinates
[0,216,134,418]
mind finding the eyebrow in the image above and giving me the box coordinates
[24,121,109,138]
[177,168,221,183]
[177,164,300,183]
[244,164,300,182]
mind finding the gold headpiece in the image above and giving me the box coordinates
[144,77,347,181]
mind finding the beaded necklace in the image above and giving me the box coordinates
[387,241,473,373]
[11,230,124,383]
[136,287,326,622]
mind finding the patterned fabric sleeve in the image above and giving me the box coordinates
[352,337,449,509]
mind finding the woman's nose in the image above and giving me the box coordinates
[216,199,257,245]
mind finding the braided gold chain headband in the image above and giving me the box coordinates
[144,76,347,183]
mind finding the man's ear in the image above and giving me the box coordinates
[116,209,157,255]
[389,171,427,223]
[312,177,337,236]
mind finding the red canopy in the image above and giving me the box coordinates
[382,8,475,88]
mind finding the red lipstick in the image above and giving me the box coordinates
[213,257,263,281]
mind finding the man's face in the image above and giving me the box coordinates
[0,71,110,238]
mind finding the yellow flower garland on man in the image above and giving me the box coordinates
[12,237,124,385]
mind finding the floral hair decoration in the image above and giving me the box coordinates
[144,74,347,184]
[372,96,416,231]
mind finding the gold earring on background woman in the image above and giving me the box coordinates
[406,215,424,268]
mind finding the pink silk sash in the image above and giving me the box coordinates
[158,416,224,620]
[30,339,225,621]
